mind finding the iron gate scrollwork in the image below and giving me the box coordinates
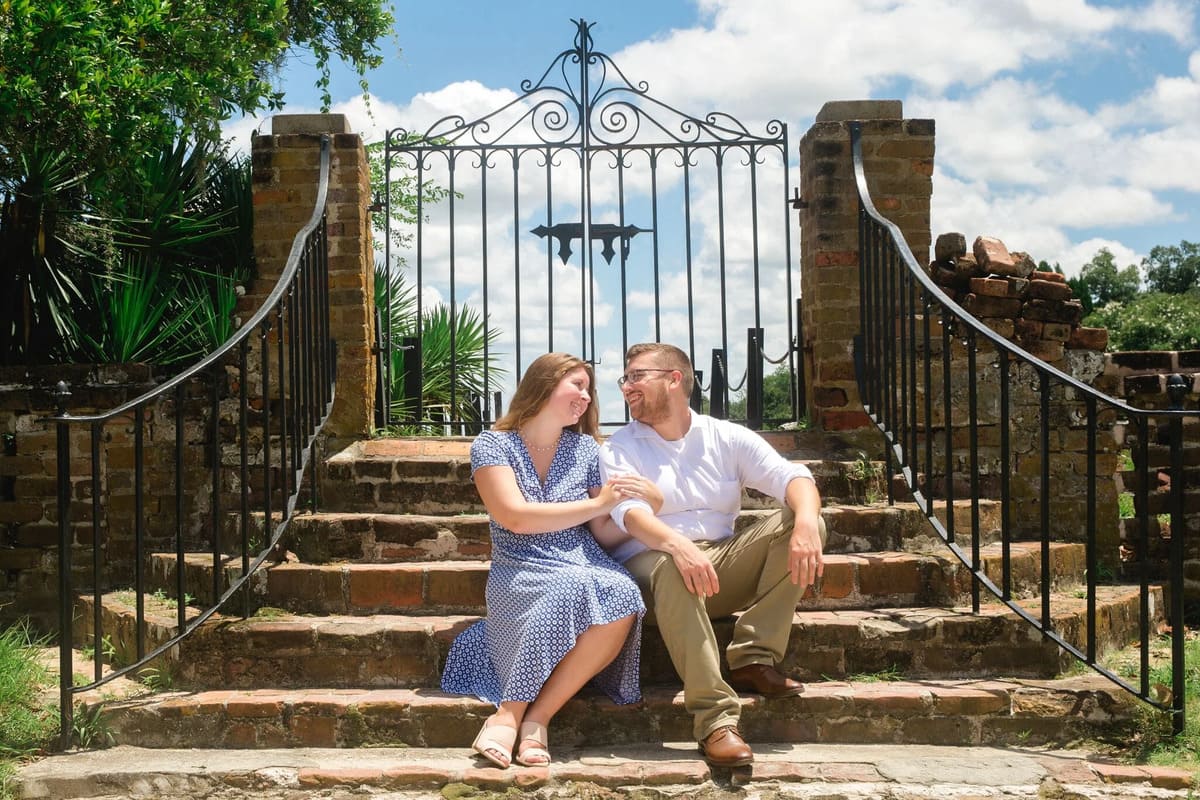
[380,19,799,430]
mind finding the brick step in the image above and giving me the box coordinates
[322,439,896,513]
[76,585,1161,691]
[231,499,1003,567]
[147,541,1087,617]
[88,674,1138,751]
[22,742,1195,800]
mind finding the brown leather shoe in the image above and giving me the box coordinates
[728,663,805,698]
[698,725,753,767]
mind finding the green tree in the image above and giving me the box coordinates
[0,0,394,364]
[1085,292,1200,351]
[1142,240,1200,295]
[1068,248,1140,316]
[728,365,796,423]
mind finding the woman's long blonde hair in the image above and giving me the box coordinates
[493,352,600,440]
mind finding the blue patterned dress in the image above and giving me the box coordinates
[440,429,644,705]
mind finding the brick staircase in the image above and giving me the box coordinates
[73,430,1159,789]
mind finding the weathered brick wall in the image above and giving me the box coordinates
[0,366,219,631]
[247,114,375,447]
[800,104,1121,558]
[1106,351,1200,580]
[1,114,378,632]
[799,100,934,435]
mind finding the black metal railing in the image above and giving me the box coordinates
[850,122,1187,734]
[50,135,336,747]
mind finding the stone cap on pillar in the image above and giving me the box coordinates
[271,114,352,135]
[815,100,903,123]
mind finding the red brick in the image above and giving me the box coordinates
[972,236,1016,275]
[1031,269,1066,284]
[427,563,487,607]
[290,714,337,747]
[968,277,1011,297]
[858,555,922,596]
[1027,279,1073,302]
[226,698,284,718]
[1147,767,1194,789]
[349,564,423,609]
[1068,326,1108,350]
[814,559,855,600]
[820,410,872,431]
[1090,762,1150,784]
[815,251,859,267]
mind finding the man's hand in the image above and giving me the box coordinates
[666,536,720,597]
[788,515,824,589]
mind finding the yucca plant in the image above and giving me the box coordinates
[374,262,503,427]
[72,252,206,365]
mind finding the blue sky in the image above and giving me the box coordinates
[238,0,1200,275]
[226,0,1199,419]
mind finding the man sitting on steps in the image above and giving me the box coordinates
[598,342,826,769]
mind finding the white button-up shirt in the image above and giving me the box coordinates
[598,410,815,563]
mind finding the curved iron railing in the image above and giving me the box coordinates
[849,122,1187,734]
[50,135,336,746]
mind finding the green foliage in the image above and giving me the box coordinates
[0,621,57,759]
[728,365,798,423]
[1143,241,1200,295]
[1086,291,1200,351]
[70,703,113,750]
[1126,634,1200,777]
[374,264,504,426]
[0,0,393,364]
[1069,248,1140,316]
[365,139,455,261]
[0,0,392,161]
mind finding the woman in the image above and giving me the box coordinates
[441,352,658,769]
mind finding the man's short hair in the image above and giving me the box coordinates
[625,343,694,393]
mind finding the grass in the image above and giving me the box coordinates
[846,663,904,683]
[0,621,59,800]
[1117,630,1200,780]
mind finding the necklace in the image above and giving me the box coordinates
[519,429,560,453]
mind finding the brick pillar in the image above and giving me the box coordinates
[250,114,375,443]
[798,100,934,432]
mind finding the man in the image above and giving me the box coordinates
[598,343,824,769]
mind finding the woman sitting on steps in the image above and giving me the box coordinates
[440,352,659,768]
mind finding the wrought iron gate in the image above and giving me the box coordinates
[379,19,798,430]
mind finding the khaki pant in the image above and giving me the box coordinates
[625,507,826,740]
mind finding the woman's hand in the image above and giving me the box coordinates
[609,474,664,514]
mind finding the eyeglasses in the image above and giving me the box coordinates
[616,368,675,388]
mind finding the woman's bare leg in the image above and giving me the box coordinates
[516,614,636,761]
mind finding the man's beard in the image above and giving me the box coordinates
[630,392,670,425]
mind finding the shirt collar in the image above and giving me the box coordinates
[629,408,706,440]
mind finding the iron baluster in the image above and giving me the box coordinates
[967,329,980,614]
[54,381,73,750]
[999,349,1011,601]
[91,421,102,682]
[1137,415,1150,699]
[211,368,222,614]
[134,405,145,661]
[1086,396,1097,665]
[240,340,251,617]
[175,387,186,634]
[1039,371,1051,631]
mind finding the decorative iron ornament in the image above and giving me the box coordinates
[531,222,652,264]
[386,19,786,150]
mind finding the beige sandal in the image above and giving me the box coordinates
[471,718,518,768]
[515,720,550,767]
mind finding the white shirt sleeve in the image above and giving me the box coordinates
[599,437,653,533]
[726,421,815,504]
